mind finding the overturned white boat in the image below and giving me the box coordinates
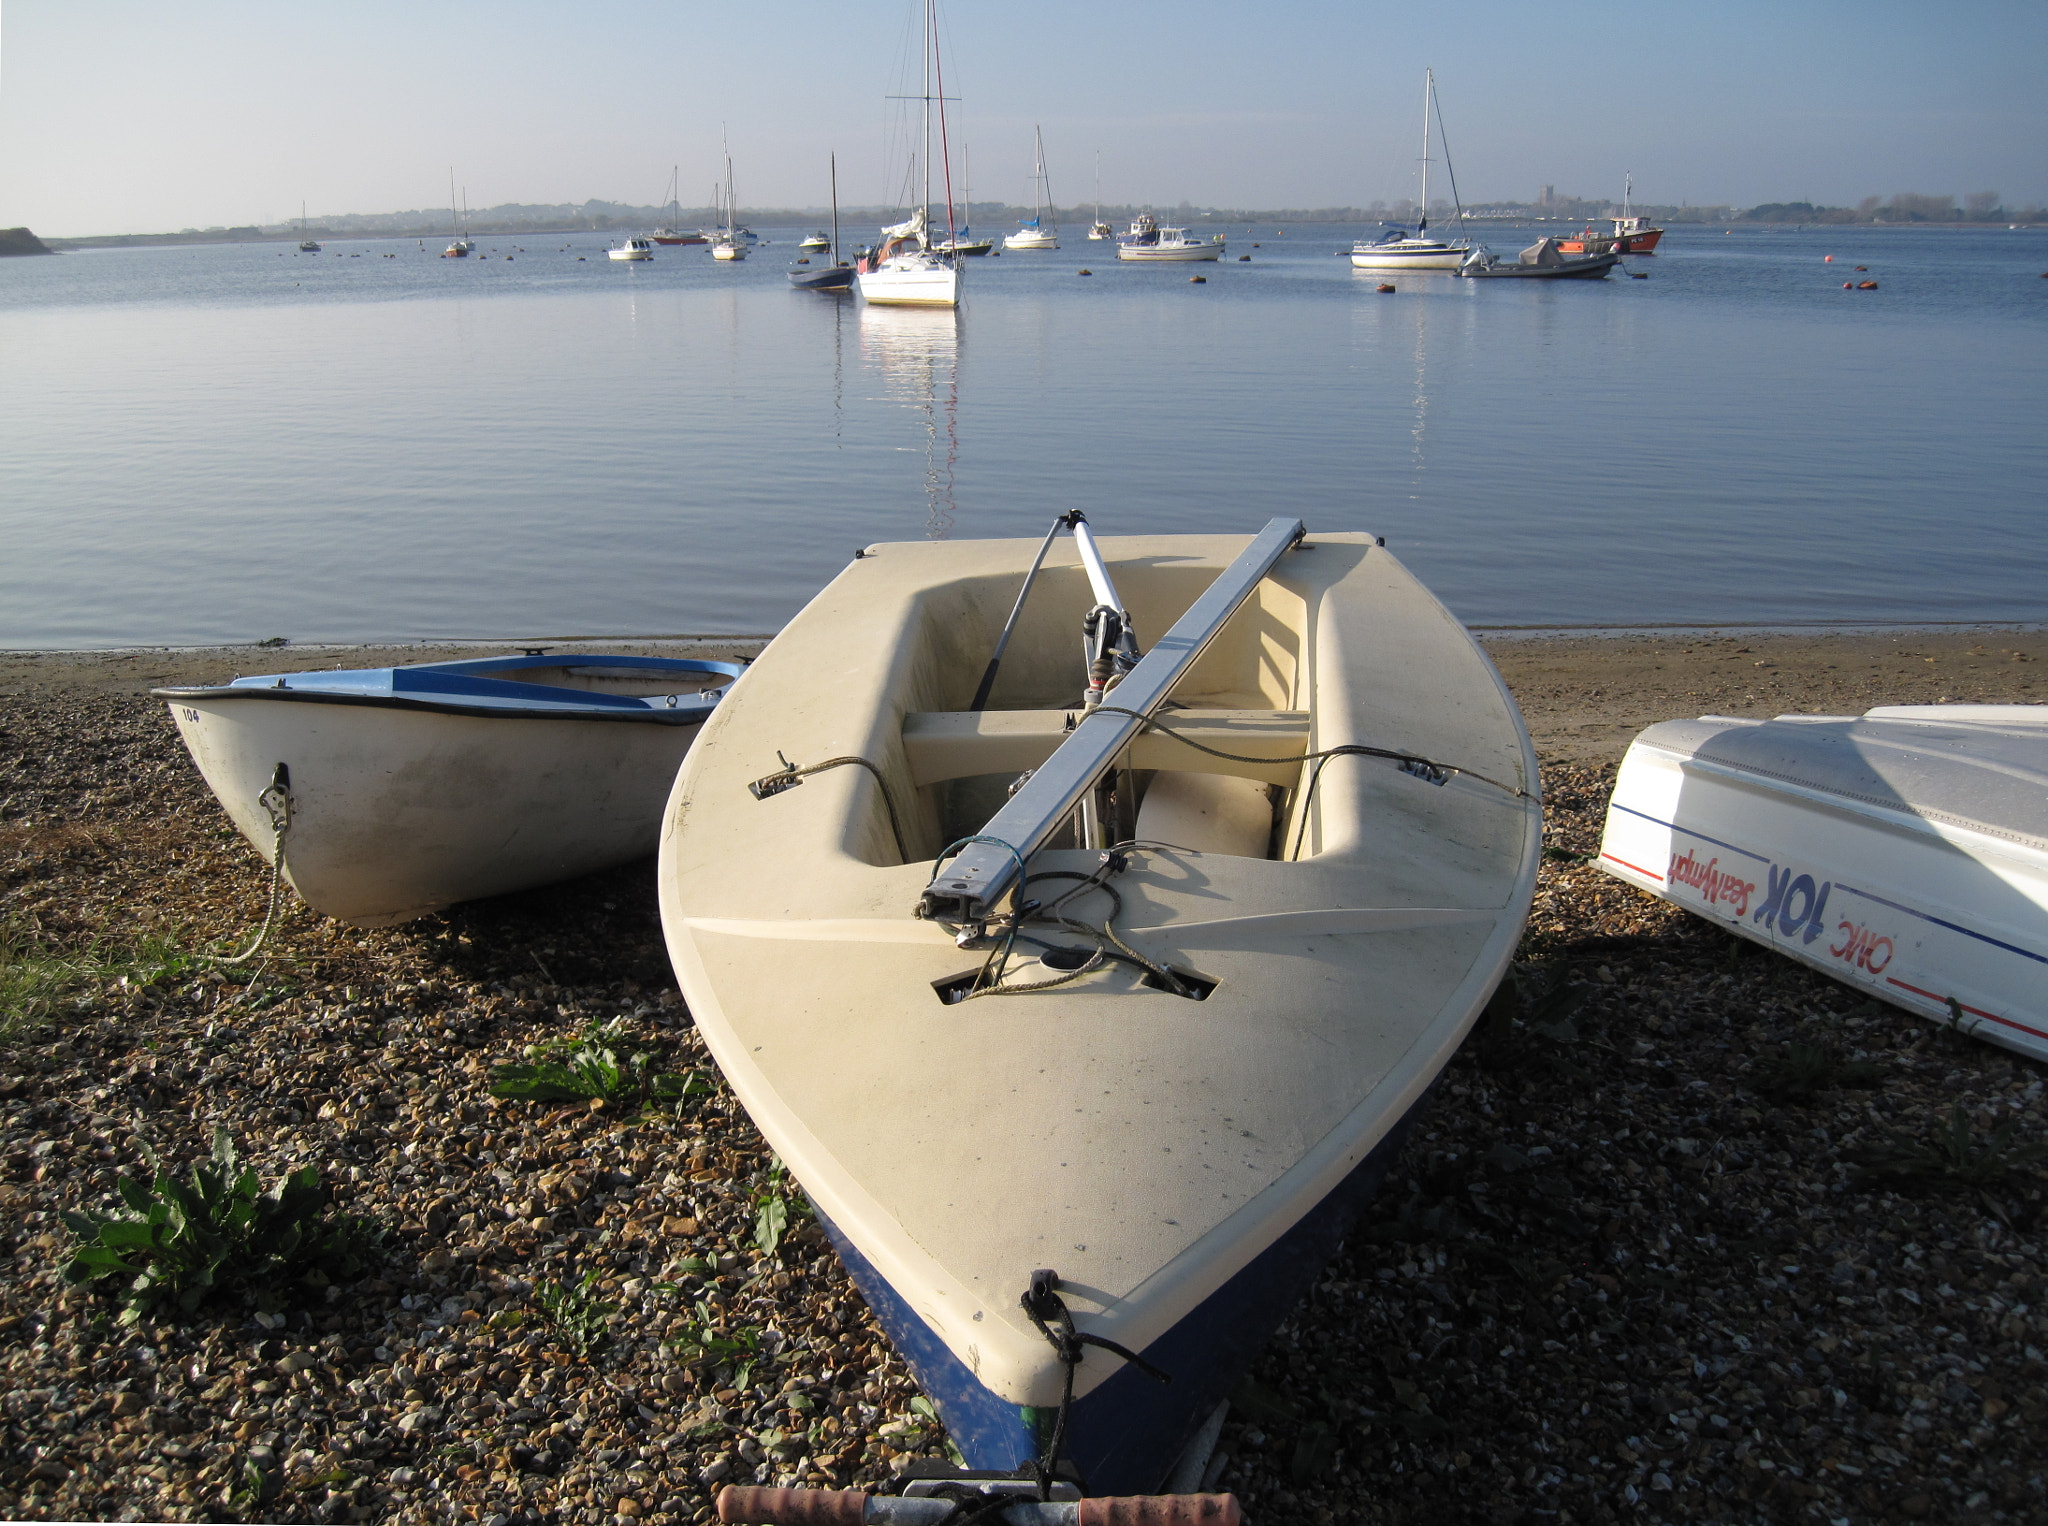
[657,517,1539,1493]
[1599,706,2048,1062]
[158,652,743,926]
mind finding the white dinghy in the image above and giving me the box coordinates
[1600,705,2048,1063]
[657,518,1540,1497]
[158,652,743,927]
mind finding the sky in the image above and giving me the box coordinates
[2,0,2044,236]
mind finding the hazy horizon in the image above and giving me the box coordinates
[4,0,2043,240]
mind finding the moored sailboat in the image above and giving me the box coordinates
[711,143,749,262]
[441,172,474,258]
[857,0,961,307]
[1347,70,1470,272]
[651,167,706,244]
[788,152,856,291]
[1003,125,1059,250]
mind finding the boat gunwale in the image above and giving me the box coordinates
[657,531,1544,1404]
[1624,726,2048,859]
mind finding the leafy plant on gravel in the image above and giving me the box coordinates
[489,1017,711,1110]
[60,1128,374,1321]
[534,1267,617,1358]
[751,1157,811,1256]
[1754,1042,1887,1104]
[1855,1101,2048,1193]
[671,1297,762,1387]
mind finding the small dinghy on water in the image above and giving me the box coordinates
[1455,236,1617,279]
[158,652,743,927]
[1599,706,2048,1063]
[657,517,1540,1500]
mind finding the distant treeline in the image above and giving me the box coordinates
[1737,192,2039,224]
[40,189,2044,249]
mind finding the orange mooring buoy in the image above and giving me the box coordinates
[1824,255,1833,262]
[1189,275,1206,283]
[1843,281,1854,288]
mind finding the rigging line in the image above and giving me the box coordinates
[1433,75,1467,227]
[931,0,958,244]
[970,514,1071,711]
[1084,704,1535,801]
[747,755,911,864]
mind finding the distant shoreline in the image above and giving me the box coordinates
[39,218,2046,253]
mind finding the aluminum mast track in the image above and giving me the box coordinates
[918,516,1306,925]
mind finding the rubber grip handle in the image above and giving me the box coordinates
[1078,1497,1241,1526]
[717,1485,870,1524]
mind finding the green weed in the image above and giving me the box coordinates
[61,1129,375,1322]
[751,1157,810,1256]
[1856,1101,2048,1193]
[1754,1042,1887,1104]
[489,1017,711,1111]
[669,1296,761,1387]
[0,918,201,1037]
[535,1268,617,1359]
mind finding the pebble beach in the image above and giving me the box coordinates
[1,626,2043,1525]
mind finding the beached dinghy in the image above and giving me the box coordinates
[157,652,743,927]
[1599,705,2048,1063]
[657,517,1540,1496]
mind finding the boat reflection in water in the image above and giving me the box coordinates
[859,304,960,538]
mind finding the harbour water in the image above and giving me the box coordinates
[2,224,2043,649]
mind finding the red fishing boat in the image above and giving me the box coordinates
[1558,176,1664,255]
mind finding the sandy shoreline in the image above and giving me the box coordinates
[1,630,2043,1524]
[7,625,2041,765]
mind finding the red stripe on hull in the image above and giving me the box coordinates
[1884,977,2048,1041]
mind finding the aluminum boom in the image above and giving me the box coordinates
[918,516,1306,924]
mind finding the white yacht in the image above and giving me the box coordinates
[1003,126,1059,250]
[1116,213,1224,262]
[1348,71,1470,272]
[857,1,960,309]
[608,237,655,261]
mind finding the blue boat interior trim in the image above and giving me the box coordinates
[155,653,745,720]
[812,1100,1427,1496]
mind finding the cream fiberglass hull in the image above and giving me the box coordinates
[656,532,1539,1475]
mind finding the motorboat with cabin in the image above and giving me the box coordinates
[1116,214,1224,262]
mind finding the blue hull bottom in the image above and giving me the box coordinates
[788,266,856,290]
[814,1102,1426,1495]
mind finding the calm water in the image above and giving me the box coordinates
[3,224,2044,648]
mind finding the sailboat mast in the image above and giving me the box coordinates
[1418,71,1432,236]
[921,0,932,220]
[830,152,840,259]
[930,0,957,242]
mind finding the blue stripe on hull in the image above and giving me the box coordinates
[814,1100,1426,1495]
